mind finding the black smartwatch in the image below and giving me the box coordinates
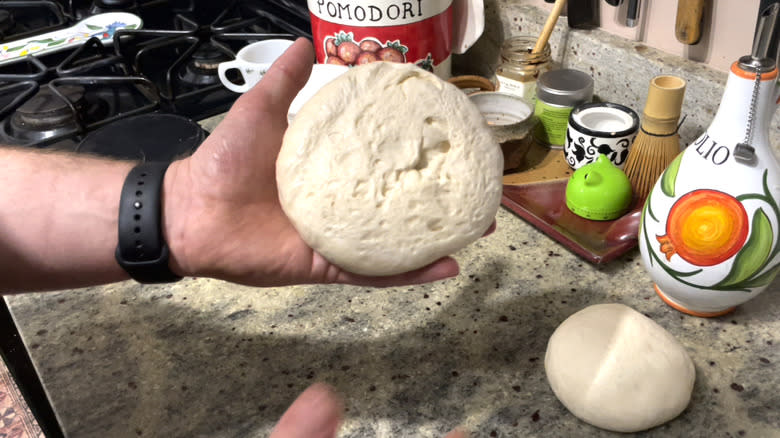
[115,162,182,283]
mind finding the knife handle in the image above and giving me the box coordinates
[569,0,599,29]
[626,0,640,27]
[675,0,705,45]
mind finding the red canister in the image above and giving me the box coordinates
[308,0,483,78]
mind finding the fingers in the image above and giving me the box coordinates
[231,37,314,127]
[336,257,460,288]
[269,383,343,438]
[331,219,495,287]
[444,429,469,438]
[271,384,464,438]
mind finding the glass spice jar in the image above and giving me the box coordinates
[495,36,553,103]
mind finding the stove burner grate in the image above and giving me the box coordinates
[0,0,311,146]
[0,76,159,148]
[0,1,68,42]
[0,9,16,34]
[94,0,136,8]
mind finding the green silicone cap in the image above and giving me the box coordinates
[565,154,633,221]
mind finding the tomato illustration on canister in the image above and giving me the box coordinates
[308,0,483,78]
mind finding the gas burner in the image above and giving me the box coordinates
[3,84,111,145]
[0,9,15,35]
[8,85,87,143]
[76,113,205,161]
[178,44,230,86]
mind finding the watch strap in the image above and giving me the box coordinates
[115,162,182,283]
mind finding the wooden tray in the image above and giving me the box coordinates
[501,140,642,264]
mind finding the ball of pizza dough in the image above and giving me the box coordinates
[277,62,503,276]
[545,303,695,433]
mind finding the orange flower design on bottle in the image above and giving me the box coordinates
[656,189,749,266]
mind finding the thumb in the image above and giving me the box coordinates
[269,383,343,438]
[231,37,314,125]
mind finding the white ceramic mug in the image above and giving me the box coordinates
[218,39,295,93]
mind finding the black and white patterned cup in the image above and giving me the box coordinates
[564,102,640,170]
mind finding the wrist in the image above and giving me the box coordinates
[162,159,194,278]
[115,162,183,283]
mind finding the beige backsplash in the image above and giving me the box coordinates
[522,0,761,73]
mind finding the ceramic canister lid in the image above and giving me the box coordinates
[536,69,594,107]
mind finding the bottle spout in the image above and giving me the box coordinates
[741,2,779,73]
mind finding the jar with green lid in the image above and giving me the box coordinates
[495,36,553,103]
[533,69,594,148]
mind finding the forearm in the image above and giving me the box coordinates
[0,147,133,292]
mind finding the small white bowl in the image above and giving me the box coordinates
[564,102,640,170]
[468,91,533,127]
[288,64,350,122]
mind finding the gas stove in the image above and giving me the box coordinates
[0,0,310,160]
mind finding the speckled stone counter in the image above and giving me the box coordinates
[5,206,780,437]
[5,3,780,437]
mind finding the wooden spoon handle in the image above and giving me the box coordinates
[675,0,706,45]
[533,0,567,54]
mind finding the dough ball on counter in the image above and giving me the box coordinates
[544,303,695,433]
[277,62,503,276]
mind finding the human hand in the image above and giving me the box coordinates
[162,38,492,288]
[270,384,467,438]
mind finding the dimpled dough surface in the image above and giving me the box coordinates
[544,303,695,433]
[277,62,503,276]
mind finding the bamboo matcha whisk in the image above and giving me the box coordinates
[623,75,687,200]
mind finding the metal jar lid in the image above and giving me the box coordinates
[536,69,594,107]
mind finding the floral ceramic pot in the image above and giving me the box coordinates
[638,61,780,317]
[564,102,640,170]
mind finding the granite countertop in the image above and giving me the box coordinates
[5,202,780,437]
